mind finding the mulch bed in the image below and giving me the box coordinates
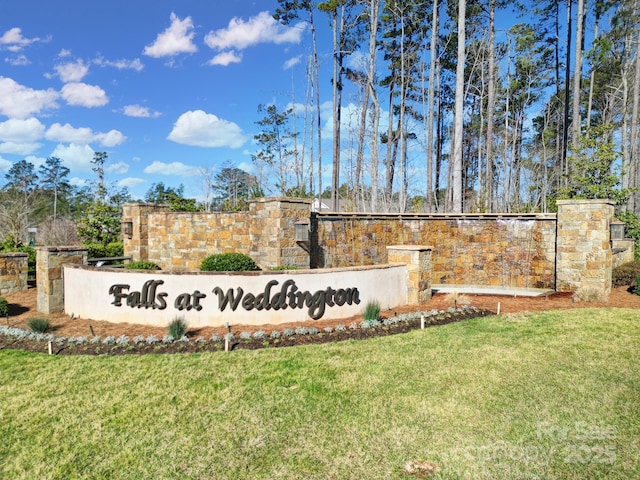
[1,286,639,355]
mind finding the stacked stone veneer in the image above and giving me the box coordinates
[123,198,312,271]
[0,253,28,294]
[387,245,433,303]
[122,198,622,297]
[556,200,614,300]
[312,213,557,289]
[36,247,87,314]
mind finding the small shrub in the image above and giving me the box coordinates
[125,261,161,271]
[27,317,50,333]
[269,265,300,271]
[308,327,319,335]
[612,261,640,287]
[282,328,294,337]
[362,300,381,321]
[168,317,188,339]
[200,253,260,272]
[335,324,346,332]
[253,330,266,339]
[295,326,308,335]
[103,335,116,345]
[635,274,640,296]
[162,335,174,344]
[0,297,8,317]
[239,331,252,340]
[270,330,281,339]
[210,333,221,342]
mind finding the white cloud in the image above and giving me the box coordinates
[46,123,94,144]
[0,142,41,155]
[94,56,144,71]
[55,60,89,82]
[0,117,45,142]
[117,177,145,188]
[143,12,197,58]
[167,110,247,148]
[123,104,161,118]
[106,161,129,174]
[0,155,13,172]
[69,176,88,187]
[283,55,301,70]
[0,27,45,52]
[45,123,125,147]
[0,76,58,119]
[204,11,305,51]
[51,143,95,172]
[61,82,108,107]
[0,117,44,155]
[58,49,72,58]
[5,54,30,66]
[144,161,200,177]
[207,51,242,66]
[96,129,126,147]
[23,154,46,168]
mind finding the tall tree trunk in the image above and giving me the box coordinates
[571,0,585,149]
[485,0,496,212]
[630,0,640,212]
[330,8,341,211]
[452,0,467,212]
[368,0,380,212]
[426,0,438,212]
[561,0,572,182]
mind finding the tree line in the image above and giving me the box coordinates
[250,0,640,216]
[0,154,258,251]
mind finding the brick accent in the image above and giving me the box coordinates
[36,247,87,314]
[387,245,433,303]
[0,253,28,294]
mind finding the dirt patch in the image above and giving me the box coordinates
[1,286,639,355]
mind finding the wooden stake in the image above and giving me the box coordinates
[420,315,425,329]
[48,340,52,355]
[497,302,501,315]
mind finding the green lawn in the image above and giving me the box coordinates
[1,308,638,479]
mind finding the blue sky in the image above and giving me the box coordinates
[0,1,317,199]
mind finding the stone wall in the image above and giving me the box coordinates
[122,198,624,296]
[0,253,28,294]
[123,198,312,271]
[387,245,433,303]
[556,199,614,300]
[312,213,557,289]
[36,247,87,314]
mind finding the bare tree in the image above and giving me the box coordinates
[452,0,467,212]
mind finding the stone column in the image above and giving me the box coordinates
[0,253,28,294]
[556,199,615,301]
[36,247,88,314]
[122,202,170,263]
[249,197,312,269]
[386,245,433,303]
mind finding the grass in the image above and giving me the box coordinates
[1,308,638,479]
